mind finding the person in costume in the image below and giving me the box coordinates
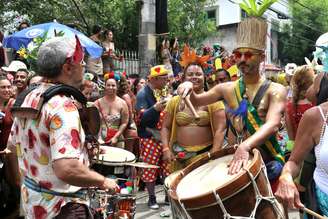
[161,45,226,171]
[177,8,286,192]
[94,72,129,147]
[135,65,171,209]
[212,57,238,85]
[5,36,118,218]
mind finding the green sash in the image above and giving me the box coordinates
[234,78,285,164]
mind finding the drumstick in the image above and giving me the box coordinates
[0,148,12,154]
[184,95,200,120]
[303,207,328,219]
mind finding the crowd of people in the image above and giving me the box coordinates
[0,15,328,219]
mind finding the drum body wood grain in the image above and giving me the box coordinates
[168,148,284,219]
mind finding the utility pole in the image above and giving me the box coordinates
[137,0,156,78]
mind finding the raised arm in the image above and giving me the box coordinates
[275,107,320,209]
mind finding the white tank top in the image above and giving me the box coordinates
[314,106,328,194]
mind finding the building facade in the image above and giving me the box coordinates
[203,0,290,65]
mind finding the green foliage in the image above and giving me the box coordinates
[239,0,278,17]
[1,0,217,50]
[167,0,217,47]
[278,0,328,65]
[0,0,139,50]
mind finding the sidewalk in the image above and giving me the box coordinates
[135,185,172,219]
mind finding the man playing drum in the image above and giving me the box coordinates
[177,16,286,192]
[5,37,119,218]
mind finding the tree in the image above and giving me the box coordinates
[0,0,139,50]
[167,0,217,47]
[278,0,328,65]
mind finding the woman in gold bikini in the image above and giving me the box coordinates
[161,45,227,171]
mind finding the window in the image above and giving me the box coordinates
[206,7,219,25]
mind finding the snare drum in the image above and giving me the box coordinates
[168,148,285,219]
[93,146,136,176]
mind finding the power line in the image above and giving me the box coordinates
[274,0,324,34]
[228,0,324,34]
[281,0,328,17]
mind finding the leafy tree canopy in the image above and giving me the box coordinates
[278,0,328,65]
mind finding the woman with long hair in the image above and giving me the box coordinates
[285,65,314,141]
[94,75,129,147]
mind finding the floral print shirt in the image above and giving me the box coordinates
[7,83,89,219]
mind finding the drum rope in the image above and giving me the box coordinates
[210,164,285,219]
[178,197,193,219]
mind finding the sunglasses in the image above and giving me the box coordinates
[233,51,262,60]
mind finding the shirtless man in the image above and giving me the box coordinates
[178,17,286,191]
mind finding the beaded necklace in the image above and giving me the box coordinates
[316,106,328,176]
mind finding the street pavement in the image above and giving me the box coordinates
[135,185,172,219]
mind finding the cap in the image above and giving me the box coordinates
[1,60,27,72]
[149,65,169,78]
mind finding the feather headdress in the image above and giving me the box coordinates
[179,45,210,68]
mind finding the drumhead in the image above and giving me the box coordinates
[176,154,252,199]
[165,170,183,188]
[94,146,136,164]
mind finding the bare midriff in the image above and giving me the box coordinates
[176,126,213,147]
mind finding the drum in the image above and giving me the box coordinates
[168,148,285,219]
[93,146,136,176]
[164,171,184,219]
[90,190,136,219]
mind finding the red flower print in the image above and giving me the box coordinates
[39,181,53,190]
[155,67,161,73]
[33,205,47,219]
[23,158,28,170]
[31,99,38,109]
[40,133,50,147]
[53,198,64,213]
[28,129,37,149]
[70,129,80,149]
[58,147,66,154]
[177,152,186,159]
[30,165,38,176]
[63,100,76,112]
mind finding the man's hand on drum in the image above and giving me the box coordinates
[162,149,176,162]
[177,81,193,98]
[100,177,120,194]
[228,144,249,175]
[275,173,304,209]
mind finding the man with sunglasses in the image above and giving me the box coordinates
[5,37,118,218]
[178,17,286,192]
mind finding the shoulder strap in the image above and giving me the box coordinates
[252,80,271,109]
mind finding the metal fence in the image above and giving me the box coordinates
[113,50,139,76]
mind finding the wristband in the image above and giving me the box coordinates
[162,147,170,152]
[279,173,293,182]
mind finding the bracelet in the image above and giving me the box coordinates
[162,147,170,152]
[279,173,293,182]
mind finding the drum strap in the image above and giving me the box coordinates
[23,177,88,199]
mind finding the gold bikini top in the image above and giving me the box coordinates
[176,110,210,127]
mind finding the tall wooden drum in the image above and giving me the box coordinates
[167,148,285,219]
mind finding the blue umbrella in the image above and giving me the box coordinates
[3,22,103,58]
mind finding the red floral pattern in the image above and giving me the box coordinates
[7,84,89,218]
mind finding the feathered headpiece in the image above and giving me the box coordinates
[179,45,210,68]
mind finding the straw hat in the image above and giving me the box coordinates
[236,17,267,51]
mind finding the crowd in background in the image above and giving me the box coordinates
[0,20,326,218]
